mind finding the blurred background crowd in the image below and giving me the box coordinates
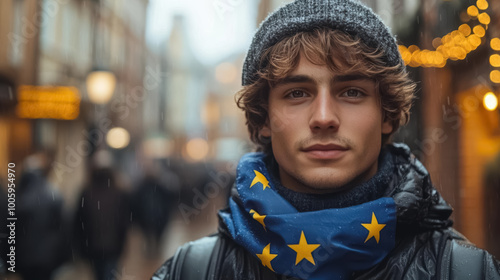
[0,0,499,279]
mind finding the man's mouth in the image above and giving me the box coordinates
[301,144,349,160]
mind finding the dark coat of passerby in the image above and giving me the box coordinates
[74,167,130,280]
[16,156,66,280]
[131,172,178,258]
[152,0,500,279]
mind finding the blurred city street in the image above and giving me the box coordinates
[1,0,500,279]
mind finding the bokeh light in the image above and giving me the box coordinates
[490,38,500,51]
[185,138,209,161]
[467,5,479,17]
[490,70,500,83]
[476,0,488,10]
[106,127,130,149]
[483,92,498,111]
[490,54,500,67]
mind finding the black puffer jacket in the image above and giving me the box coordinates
[153,144,500,279]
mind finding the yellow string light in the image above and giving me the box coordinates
[468,34,482,47]
[458,24,471,36]
[432,37,442,49]
[478,13,490,25]
[467,5,479,17]
[490,70,500,83]
[473,25,486,37]
[476,0,488,10]
[399,1,490,68]
[490,54,500,67]
[491,38,500,51]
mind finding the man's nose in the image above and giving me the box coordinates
[309,90,340,132]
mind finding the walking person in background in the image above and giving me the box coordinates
[131,161,178,259]
[153,0,500,279]
[16,151,67,280]
[73,151,130,280]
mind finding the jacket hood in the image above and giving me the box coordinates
[383,143,453,230]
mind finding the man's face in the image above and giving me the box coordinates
[260,54,393,194]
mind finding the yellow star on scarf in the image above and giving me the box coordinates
[361,212,386,244]
[256,243,277,272]
[250,170,270,190]
[288,231,321,265]
[249,209,266,230]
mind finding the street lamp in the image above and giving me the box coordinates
[86,70,116,104]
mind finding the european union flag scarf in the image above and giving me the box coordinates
[220,153,397,280]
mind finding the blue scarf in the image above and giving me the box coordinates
[220,153,397,280]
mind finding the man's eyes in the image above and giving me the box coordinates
[285,89,308,99]
[283,88,366,99]
[341,89,365,98]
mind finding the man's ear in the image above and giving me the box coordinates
[382,118,393,134]
[260,121,271,137]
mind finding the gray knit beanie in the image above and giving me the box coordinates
[242,0,404,86]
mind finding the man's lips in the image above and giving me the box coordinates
[302,143,349,151]
[301,144,349,159]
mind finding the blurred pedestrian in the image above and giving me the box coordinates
[73,153,130,280]
[16,151,67,280]
[131,163,179,258]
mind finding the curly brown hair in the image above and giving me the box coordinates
[236,28,415,155]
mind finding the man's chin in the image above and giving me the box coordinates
[296,176,355,194]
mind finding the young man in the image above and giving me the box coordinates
[153,0,500,279]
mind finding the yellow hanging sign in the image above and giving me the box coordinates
[16,85,81,120]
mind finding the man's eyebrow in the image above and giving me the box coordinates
[273,75,315,87]
[273,74,374,87]
[332,74,373,82]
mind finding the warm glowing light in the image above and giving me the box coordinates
[434,52,445,65]
[490,70,500,83]
[408,45,420,53]
[201,101,221,125]
[490,54,500,67]
[185,138,209,161]
[142,138,172,159]
[399,3,490,69]
[432,38,442,49]
[476,0,488,10]
[398,45,408,53]
[458,24,471,36]
[215,62,238,84]
[491,38,500,51]
[483,92,498,111]
[398,45,411,64]
[461,40,473,52]
[468,34,482,47]
[410,51,422,67]
[453,47,467,60]
[106,127,130,149]
[478,13,491,25]
[467,6,479,17]
[86,71,116,104]
[473,25,486,37]
[15,86,80,120]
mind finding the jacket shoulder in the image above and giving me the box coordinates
[444,236,500,280]
[353,228,500,279]
[152,233,287,280]
[151,235,218,280]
